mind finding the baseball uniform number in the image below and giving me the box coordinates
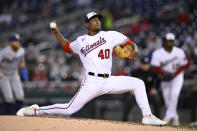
[98,49,110,59]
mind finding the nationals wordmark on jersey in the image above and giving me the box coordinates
[80,37,106,56]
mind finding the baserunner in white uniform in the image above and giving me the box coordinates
[0,34,29,114]
[16,12,166,126]
[151,33,188,126]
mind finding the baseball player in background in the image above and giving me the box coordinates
[17,12,166,126]
[0,34,29,114]
[151,33,189,126]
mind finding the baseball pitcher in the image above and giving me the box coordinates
[17,12,166,126]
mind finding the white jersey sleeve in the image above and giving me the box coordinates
[110,31,128,47]
[69,36,83,54]
[179,49,188,66]
[151,50,161,66]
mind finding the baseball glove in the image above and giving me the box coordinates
[114,43,138,60]
[161,71,174,81]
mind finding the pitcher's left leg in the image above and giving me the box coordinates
[104,76,151,116]
[104,76,166,125]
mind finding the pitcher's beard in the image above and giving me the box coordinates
[94,29,100,33]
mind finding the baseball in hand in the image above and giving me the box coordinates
[50,22,57,29]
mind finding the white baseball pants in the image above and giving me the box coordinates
[36,74,152,116]
[161,73,184,120]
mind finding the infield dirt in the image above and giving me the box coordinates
[0,116,194,131]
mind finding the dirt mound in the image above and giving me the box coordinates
[0,116,193,131]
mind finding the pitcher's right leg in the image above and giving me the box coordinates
[17,76,103,117]
[36,89,87,116]
[17,86,100,116]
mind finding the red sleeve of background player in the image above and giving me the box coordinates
[174,56,191,76]
[122,40,133,47]
[174,65,186,76]
[62,41,73,54]
[153,66,163,75]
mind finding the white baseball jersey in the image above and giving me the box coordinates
[151,47,187,74]
[0,46,25,76]
[70,31,128,74]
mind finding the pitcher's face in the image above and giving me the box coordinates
[85,17,101,31]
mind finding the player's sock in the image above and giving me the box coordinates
[4,102,15,115]
[15,100,24,113]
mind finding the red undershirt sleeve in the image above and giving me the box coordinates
[174,56,190,76]
[174,62,190,76]
[153,66,163,75]
[174,65,185,76]
[122,40,133,47]
[62,41,73,54]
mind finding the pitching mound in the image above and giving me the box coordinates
[0,116,193,131]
